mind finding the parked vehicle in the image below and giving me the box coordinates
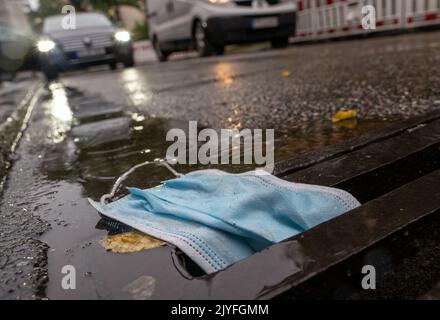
[146,0,296,61]
[38,12,134,80]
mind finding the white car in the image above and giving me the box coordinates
[146,0,296,61]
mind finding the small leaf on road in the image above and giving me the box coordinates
[101,232,165,253]
[331,109,357,123]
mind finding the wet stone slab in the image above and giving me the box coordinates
[70,101,124,122]
[71,117,132,148]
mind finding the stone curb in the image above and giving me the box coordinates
[0,80,44,187]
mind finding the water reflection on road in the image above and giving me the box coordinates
[120,68,153,107]
[46,83,73,143]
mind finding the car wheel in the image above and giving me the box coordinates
[214,45,225,56]
[153,37,169,62]
[194,21,214,57]
[110,62,117,70]
[270,37,289,49]
[123,54,135,68]
[42,66,59,81]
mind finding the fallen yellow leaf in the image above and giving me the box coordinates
[282,71,291,78]
[333,117,358,129]
[101,232,165,253]
[331,109,357,123]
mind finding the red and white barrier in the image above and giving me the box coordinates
[405,0,440,27]
[294,0,440,42]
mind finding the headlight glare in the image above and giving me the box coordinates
[37,39,56,53]
[115,31,131,42]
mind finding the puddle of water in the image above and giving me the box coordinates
[59,117,389,202]
[274,118,395,162]
[38,85,395,298]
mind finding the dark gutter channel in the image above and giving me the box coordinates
[274,109,440,178]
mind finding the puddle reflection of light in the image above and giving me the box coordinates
[214,63,234,87]
[47,83,73,143]
[121,69,152,107]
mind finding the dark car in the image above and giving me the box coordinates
[0,24,38,79]
[38,12,134,80]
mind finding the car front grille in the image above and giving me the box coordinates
[234,0,281,6]
[56,32,113,52]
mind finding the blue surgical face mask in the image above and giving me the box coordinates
[90,169,360,274]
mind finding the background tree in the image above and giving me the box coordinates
[73,0,141,21]
[27,0,66,31]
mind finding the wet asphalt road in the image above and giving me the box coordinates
[63,31,440,130]
[1,31,440,300]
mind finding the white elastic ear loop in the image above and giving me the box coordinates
[100,158,183,206]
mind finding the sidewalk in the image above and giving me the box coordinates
[0,73,43,184]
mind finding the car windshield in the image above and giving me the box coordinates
[43,13,112,33]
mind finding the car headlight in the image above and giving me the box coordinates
[115,30,131,42]
[37,39,56,53]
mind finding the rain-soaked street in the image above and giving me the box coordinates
[63,31,440,128]
[2,30,440,300]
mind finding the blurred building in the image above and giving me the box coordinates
[0,0,31,31]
